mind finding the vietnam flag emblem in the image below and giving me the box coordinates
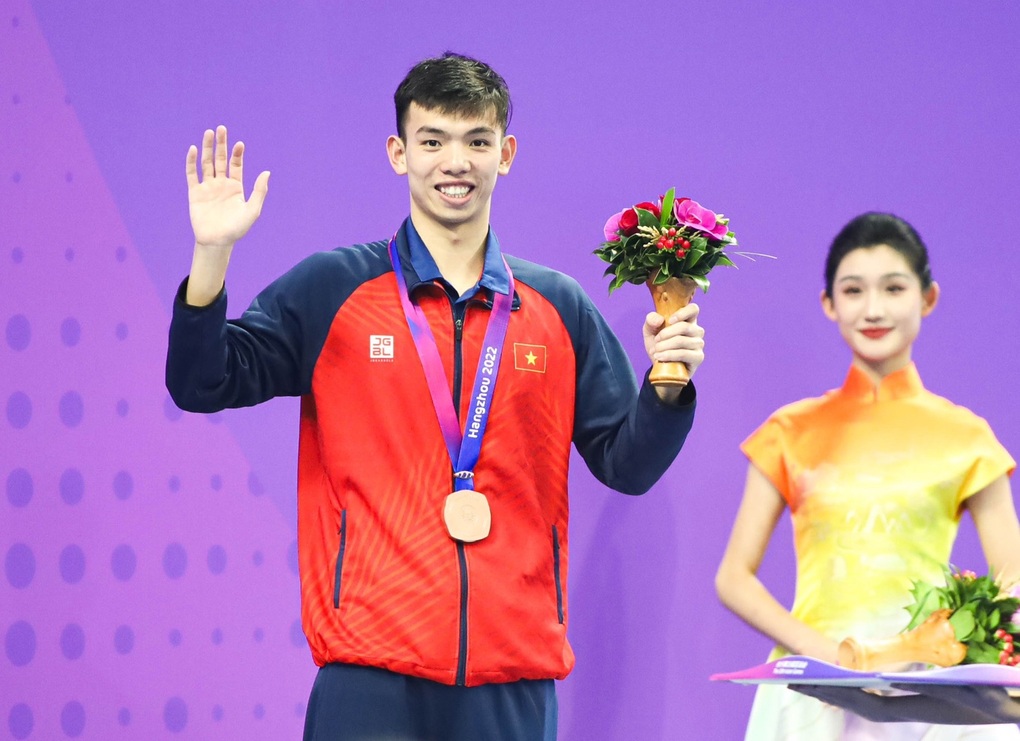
[513,343,547,373]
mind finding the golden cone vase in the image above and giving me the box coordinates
[646,274,697,387]
[837,609,968,671]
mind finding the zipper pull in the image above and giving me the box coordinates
[454,317,463,342]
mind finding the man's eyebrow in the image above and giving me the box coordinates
[413,125,497,137]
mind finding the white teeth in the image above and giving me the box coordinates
[439,185,470,198]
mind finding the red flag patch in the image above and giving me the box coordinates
[513,343,547,373]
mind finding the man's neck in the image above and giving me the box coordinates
[412,216,490,296]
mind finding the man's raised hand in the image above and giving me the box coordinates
[183,126,270,306]
[186,125,270,250]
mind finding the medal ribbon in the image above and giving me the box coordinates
[387,235,514,491]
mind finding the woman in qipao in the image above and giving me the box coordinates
[715,212,1020,740]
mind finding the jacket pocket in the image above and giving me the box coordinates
[333,510,347,609]
[552,525,564,624]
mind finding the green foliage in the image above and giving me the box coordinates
[594,187,743,295]
[904,566,1020,665]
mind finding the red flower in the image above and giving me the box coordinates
[618,201,661,236]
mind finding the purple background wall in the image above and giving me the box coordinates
[3,0,1019,738]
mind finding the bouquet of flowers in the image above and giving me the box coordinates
[904,567,1020,666]
[594,187,742,294]
[838,567,1020,671]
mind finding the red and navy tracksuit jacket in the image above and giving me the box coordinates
[166,218,696,687]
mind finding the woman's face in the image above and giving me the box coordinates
[822,244,939,377]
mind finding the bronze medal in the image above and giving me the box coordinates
[443,490,491,543]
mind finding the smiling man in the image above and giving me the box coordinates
[166,52,704,741]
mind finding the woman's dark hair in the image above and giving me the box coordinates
[824,212,933,298]
[394,52,512,140]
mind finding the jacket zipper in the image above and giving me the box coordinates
[333,509,347,609]
[553,525,564,624]
[451,301,470,686]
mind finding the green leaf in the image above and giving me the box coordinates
[965,642,1000,665]
[715,253,736,268]
[949,608,976,641]
[661,188,675,228]
[637,208,660,228]
[691,274,710,293]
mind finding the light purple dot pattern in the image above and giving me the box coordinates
[4,12,309,740]
[163,543,187,579]
[8,703,33,740]
[60,700,85,737]
[5,313,30,350]
[59,390,84,427]
[5,543,36,589]
[6,468,33,506]
[60,316,81,346]
[111,544,137,581]
[59,544,86,584]
[6,391,32,428]
[60,467,84,505]
[290,620,305,649]
[248,471,265,496]
[114,625,134,655]
[60,623,85,660]
[207,545,227,575]
[164,697,188,733]
[5,620,36,666]
[113,470,133,500]
[163,395,182,422]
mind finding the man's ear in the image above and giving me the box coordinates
[922,281,940,317]
[821,289,837,321]
[498,135,517,175]
[386,135,407,175]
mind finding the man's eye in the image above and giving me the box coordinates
[471,139,491,147]
[423,140,440,148]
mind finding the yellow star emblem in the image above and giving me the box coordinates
[525,351,537,365]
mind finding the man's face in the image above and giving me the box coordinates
[387,103,516,236]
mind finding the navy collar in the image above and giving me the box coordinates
[403,218,511,303]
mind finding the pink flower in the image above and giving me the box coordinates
[603,210,626,241]
[675,199,729,240]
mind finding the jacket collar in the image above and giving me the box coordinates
[396,217,512,303]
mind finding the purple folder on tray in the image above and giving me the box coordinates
[711,656,1020,690]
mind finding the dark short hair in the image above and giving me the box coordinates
[394,52,512,140]
[824,212,933,298]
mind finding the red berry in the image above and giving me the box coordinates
[682,240,691,249]
[1005,642,1015,655]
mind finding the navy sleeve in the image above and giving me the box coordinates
[165,242,389,413]
[508,257,695,495]
[570,297,696,495]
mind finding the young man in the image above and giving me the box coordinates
[167,52,704,741]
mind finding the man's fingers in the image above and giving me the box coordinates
[230,141,245,183]
[200,129,215,180]
[214,125,228,177]
[185,145,199,188]
[668,302,700,325]
[248,171,271,217]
